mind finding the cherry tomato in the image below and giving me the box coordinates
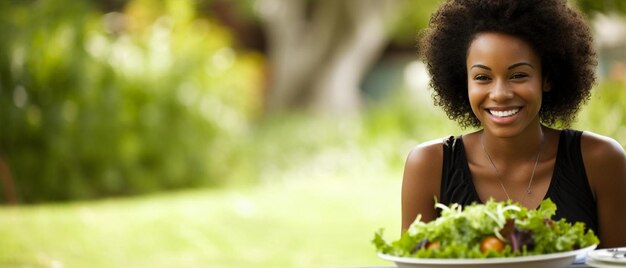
[480,236,505,253]
[426,241,441,250]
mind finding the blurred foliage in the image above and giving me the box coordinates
[0,0,263,203]
[388,0,444,47]
[574,0,626,16]
[190,0,443,49]
[575,81,626,146]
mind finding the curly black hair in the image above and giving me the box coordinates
[419,0,596,128]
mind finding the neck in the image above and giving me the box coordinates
[481,124,545,162]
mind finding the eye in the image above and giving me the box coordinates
[510,73,529,79]
[474,74,491,81]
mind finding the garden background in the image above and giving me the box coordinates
[0,0,625,267]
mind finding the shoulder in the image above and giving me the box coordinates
[579,130,626,193]
[402,137,449,227]
[405,137,448,165]
[578,131,626,247]
[580,131,626,165]
[403,136,456,179]
[402,136,450,197]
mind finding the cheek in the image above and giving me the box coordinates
[467,85,483,103]
[517,83,544,102]
[467,87,484,114]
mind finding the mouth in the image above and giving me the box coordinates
[487,108,521,118]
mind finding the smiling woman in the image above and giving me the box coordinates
[400,0,626,249]
[466,33,546,139]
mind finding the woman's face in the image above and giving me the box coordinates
[466,32,547,137]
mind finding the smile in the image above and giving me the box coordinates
[488,108,520,117]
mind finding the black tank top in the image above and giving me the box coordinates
[439,129,598,233]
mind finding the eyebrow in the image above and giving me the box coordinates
[470,62,535,71]
[508,62,534,69]
[471,64,491,71]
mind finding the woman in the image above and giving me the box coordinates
[402,0,626,248]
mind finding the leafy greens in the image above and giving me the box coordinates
[373,199,599,258]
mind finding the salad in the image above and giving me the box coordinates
[373,199,599,258]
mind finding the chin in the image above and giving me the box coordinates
[481,124,526,138]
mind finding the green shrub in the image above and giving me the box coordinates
[0,0,263,203]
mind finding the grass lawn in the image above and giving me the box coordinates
[0,171,401,268]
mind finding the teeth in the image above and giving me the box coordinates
[490,108,520,117]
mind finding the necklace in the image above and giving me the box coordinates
[479,131,543,200]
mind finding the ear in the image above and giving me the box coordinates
[542,77,552,92]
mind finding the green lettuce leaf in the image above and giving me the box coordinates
[373,199,599,258]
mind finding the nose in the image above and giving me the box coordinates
[489,80,514,102]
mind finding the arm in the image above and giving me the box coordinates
[581,132,626,248]
[401,139,444,231]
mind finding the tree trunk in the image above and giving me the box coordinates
[256,0,400,116]
[0,153,17,204]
